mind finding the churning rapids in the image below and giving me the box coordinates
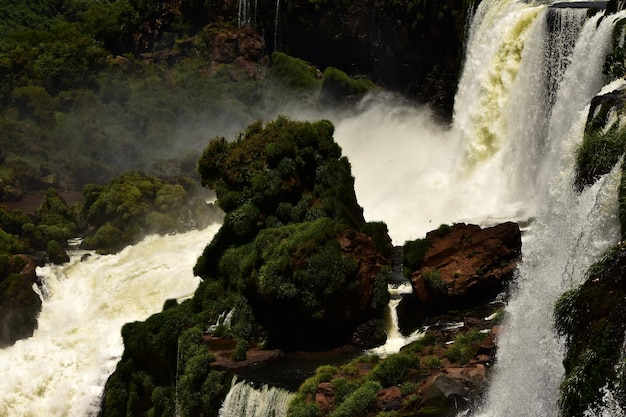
[3,0,626,415]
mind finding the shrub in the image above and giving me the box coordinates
[361,221,393,258]
[331,377,359,405]
[371,266,391,310]
[268,52,320,91]
[370,352,420,387]
[403,238,430,274]
[231,339,248,361]
[421,355,443,370]
[329,380,381,417]
[575,126,626,191]
[445,331,486,365]
[434,223,452,237]
[46,239,69,264]
[554,288,580,340]
[400,381,418,396]
[423,268,447,296]
[320,66,375,105]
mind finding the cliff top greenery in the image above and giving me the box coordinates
[102,116,393,416]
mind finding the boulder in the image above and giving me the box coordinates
[0,255,43,347]
[411,222,521,312]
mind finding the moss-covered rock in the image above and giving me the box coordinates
[80,171,213,254]
[555,243,626,416]
[319,66,376,107]
[0,254,42,347]
[102,117,392,416]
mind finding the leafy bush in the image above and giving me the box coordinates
[370,352,420,387]
[231,338,248,361]
[400,381,418,396]
[331,377,359,405]
[268,52,320,91]
[423,268,447,296]
[329,380,382,417]
[319,66,375,105]
[575,126,626,191]
[554,288,580,340]
[46,239,69,264]
[361,221,393,258]
[445,330,486,365]
[403,238,430,274]
[81,171,195,252]
[434,223,453,237]
[421,355,443,370]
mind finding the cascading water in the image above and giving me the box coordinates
[333,1,626,416]
[369,283,424,358]
[218,377,294,417]
[274,0,281,52]
[0,224,220,417]
[3,1,626,416]
[238,0,257,28]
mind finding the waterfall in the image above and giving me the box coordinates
[369,283,424,358]
[218,376,294,417]
[463,4,625,417]
[238,0,256,28]
[333,1,626,415]
[274,0,281,52]
[0,224,221,417]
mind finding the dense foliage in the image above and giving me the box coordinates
[80,170,206,253]
[102,117,392,415]
[194,116,366,278]
[287,327,486,417]
[555,244,626,416]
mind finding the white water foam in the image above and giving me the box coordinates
[0,224,220,417]
[219,376,294,417]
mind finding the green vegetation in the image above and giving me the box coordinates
[574,126,626,192]
[101,300,229,417]
[80,171,201,253]
[319,66,376,106]
[433,223,452,237]
[328,380,382,417]
[403,237,430,276]
[555,243,626,416]
[369,352,420,386]
[288,357,385,417]
[102,116,392,414]
[231,339,248,361]
[444,330,486,365]
[194,116,366,278]
[423,268,447,296]
[421,355,443,370]
[268,51,321,91]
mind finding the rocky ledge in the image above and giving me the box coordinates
[209,221,521,416]
[410,222,521,312]
[0,254,43,348]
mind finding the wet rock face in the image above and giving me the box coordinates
[0,255,42,348]
[557,243,626,416]
[410,222,522,313]
[278,0,475,118]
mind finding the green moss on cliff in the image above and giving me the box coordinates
[80,171,198,253]
[103,117,392,416]
[555,244,626,416]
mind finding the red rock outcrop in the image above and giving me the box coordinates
[411,222,521,312]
